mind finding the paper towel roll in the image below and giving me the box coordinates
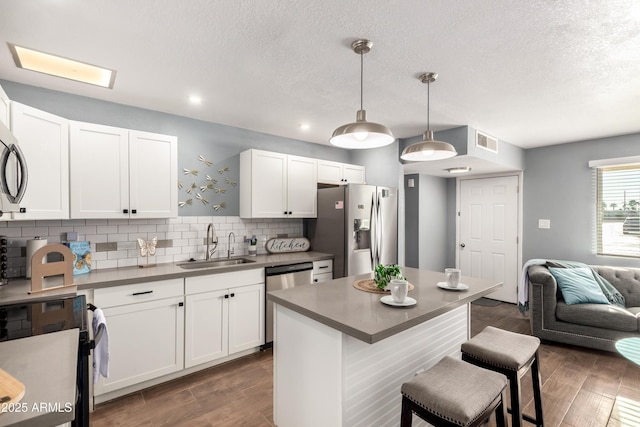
[26,237,47,279]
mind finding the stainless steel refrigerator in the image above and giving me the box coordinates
[305,184,397,278]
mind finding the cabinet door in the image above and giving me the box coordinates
[93,296,184,395]
[247,150,287,218]
[342,164,366,184]
[228,283,264,354]
[129,130,177,218]
[287,155,317,218]
[70,122,129,218]
[11,103,69,219]
[317,160,344,185]
[0,84,9,129]
[185,290,229,368]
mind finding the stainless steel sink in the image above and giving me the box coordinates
[176,257,257,270]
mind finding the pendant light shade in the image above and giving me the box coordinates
[330,40,394,149]
[401,72,457,161]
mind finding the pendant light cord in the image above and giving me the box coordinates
[360,50,364,110]
[427,80,430,131]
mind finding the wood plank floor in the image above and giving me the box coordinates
[90,301,640,426]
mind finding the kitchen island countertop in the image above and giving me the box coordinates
[268,266,502,344]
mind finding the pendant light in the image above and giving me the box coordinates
[401,72,457,161]
[330,39,395,149]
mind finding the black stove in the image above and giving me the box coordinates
[0,295,91,427]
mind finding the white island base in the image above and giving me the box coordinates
[274,303,470,427]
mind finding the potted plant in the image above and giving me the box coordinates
[374,264,405,290]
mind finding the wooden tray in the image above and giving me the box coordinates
[0,368,25,409]
[353,279,415,294]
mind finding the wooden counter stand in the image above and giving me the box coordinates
[29,243,75,294]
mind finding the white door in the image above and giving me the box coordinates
[70,121,129,218]
[287,155,317,218]
[342,164,366,184]
[228,283,264,354]
[94,296,184,395]
[129,130,177,218]
[11,103,69,219]
[459,176,519,303]
[250,150,287,218]
[185,290,229,368]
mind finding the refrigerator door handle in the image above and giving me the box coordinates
[376,191,382,265]
[369,192,376,269]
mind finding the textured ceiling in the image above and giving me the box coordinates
[1,0,639,150]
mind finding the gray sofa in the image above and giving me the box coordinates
[528,264,640,352]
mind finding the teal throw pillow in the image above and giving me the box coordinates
[548,267,609,305]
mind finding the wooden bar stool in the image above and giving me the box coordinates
[461,326,544,427]
[400,356,508,427]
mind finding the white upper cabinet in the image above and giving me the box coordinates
[11,102,69,219]
[129,130,178,218]
[70,121,177,219]
[0,84,10,129]
[317,159,365,185]
[240,149,317,218]
[286,155,318,217]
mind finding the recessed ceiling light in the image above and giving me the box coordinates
[298,123,310,130]
[8,43,116,88]
[446,167,472,174]
[188,95,202,104]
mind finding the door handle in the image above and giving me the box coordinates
[460,243,466,248]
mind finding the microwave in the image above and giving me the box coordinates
[0,120,28,218]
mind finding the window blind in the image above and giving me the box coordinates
[596,163,640,258]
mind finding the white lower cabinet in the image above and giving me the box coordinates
[93,279,184,396]
[185,269,265,369]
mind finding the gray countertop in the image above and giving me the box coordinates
[0,252,332,306]
[0,329,79,427]
[267,267,503,344]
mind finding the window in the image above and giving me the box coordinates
[596,164,640,257]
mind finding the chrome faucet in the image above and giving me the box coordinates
[227,232,236,259]
[206,223,218,260]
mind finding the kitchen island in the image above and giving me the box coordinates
[267,267,502,427]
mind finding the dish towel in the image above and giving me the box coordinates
[92,308,110,384]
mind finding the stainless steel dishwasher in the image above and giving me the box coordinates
[264,262,314,346]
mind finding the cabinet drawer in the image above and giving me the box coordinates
[186,268,264,295]
[94,278,184,308]
[313,272,333,283]
[313,259,333,274]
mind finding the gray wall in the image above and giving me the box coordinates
[418,174,449,271]
[404,174,419,268]
[402,169,450,271]
[523,132,640,267]
[1,79,378,216]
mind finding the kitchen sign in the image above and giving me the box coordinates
[266,237,310,253]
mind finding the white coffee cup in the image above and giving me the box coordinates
[390,279,408,303]
[445,268,461,288]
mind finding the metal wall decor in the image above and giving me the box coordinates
[180,153,234,214]
[198,155,212,166]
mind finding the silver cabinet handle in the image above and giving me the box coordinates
[460,243,466,248]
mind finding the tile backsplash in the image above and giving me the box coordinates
[0,216,303,278]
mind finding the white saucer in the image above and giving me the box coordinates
[380,295,417,307]
[437,282,469,291]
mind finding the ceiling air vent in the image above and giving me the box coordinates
[476,131,498,153]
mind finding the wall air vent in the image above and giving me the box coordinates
[476,131,498,153]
